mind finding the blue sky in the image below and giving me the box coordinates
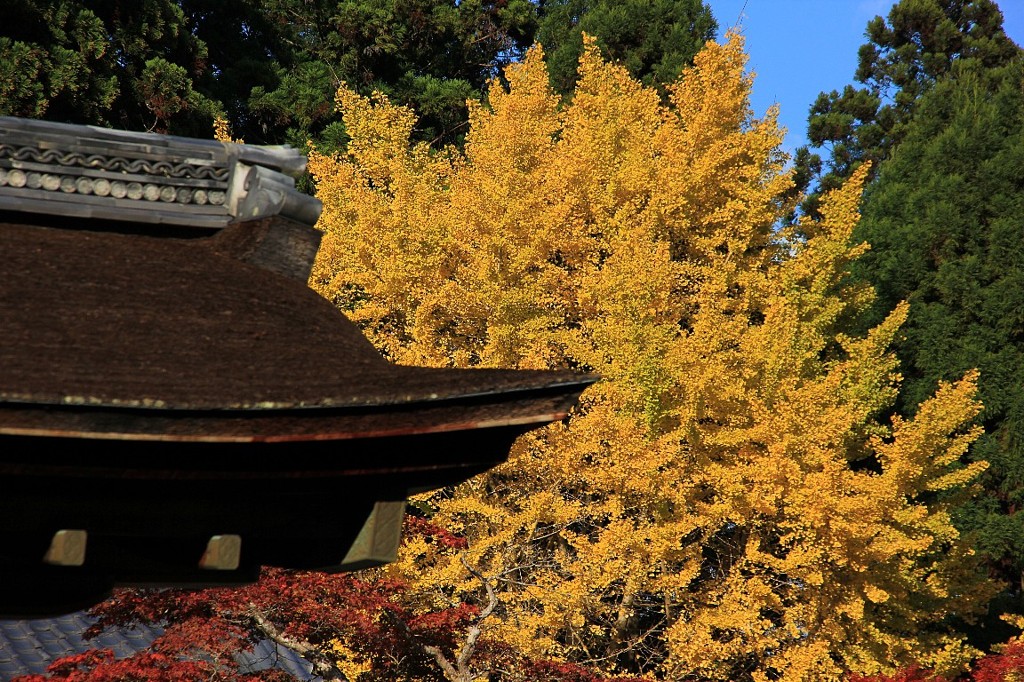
[703,0,1024,157]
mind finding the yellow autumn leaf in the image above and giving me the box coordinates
[310,31,990,682]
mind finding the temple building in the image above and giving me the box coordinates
[0,117,594,616]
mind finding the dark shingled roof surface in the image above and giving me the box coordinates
[0,221,589,412]
[0,612,317,680]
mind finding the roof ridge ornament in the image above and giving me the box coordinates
[0,116,321,230]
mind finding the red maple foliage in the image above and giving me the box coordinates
[14,565,477,682]
[11,517,651,682]
[969,638,1024,682]
[13,648,245,682]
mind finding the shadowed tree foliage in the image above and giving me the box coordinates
[536,0,716,96]
[846,618,1024,679]
[793,0,1019,218]
[850,54,1024,640]
[0,0,222,135]
[0,0,539,147]
[0,0,723,151]
[246,0,541,151]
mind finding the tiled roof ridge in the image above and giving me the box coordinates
[0,116,321,230]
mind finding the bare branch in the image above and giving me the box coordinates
[461,554,499,621]
[382,608,465,682]
[422,643,464,681]
[382,555,501,682]
[453,554,500,679]
[247,605,350,682]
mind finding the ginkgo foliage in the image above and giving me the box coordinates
[309,33,992,681]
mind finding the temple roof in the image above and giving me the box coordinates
[0,220,588,416]
[0,116,594,614]
[0,613,317,680]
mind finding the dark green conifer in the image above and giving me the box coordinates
[851,55,1024,638]
[0,0,220,135]
[536,0,716,96]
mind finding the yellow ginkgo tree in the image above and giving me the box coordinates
[309,33,992,682]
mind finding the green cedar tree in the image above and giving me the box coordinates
[536,0,716,96]
[0,0,222,135]
[246,0,540,151]
[850,55,1024,643]
[0,0,538,149]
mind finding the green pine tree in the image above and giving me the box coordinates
[795,0,1018,218]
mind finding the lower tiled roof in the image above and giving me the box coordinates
[0,611,316,680]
